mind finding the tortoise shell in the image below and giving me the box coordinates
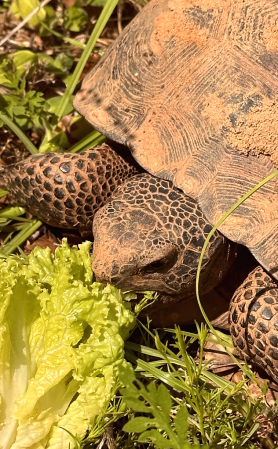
[74,0,278,278]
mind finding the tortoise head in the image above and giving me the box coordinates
[92,174,235,298]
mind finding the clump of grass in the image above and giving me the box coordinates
[0,0,118,254]
[82,321,277,448]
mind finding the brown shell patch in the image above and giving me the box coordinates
[131,113,167,171]
[225,96,278,168]
[150,0,212,54]
[262,19,278,52]
[201,92,237,132]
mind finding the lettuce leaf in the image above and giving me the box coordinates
[0,240,136,448]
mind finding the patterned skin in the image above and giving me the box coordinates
[0,144,137,232]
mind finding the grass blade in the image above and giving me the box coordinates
[0,219,42,256]
[54,0,119,124]
[0,113,38,155]
[69,130,105,153]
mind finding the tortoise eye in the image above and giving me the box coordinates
[144,250,178,274]
[145,257,170,272]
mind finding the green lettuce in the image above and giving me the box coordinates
[0,240,136,448]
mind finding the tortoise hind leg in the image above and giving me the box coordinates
[229,266,278,382]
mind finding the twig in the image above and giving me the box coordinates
[0,0,51,48]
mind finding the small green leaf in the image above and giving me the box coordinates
[0,94,8,108]
[39,5,58,36]
[123,417,153,433]
[37,54,64,74]
[14,0,46,26]
[121,392,150,414]
[156,383,172,416]
[119,363,136,385]
[14,117,29,128]
[64,7,88,32]
[47,131,70,152]
[0,73,13,86]
[174,405,189,443]
[138,430,173,448]
[0,59,20,89]
[54,53,74,72]
[12,50,36,77]
[47,96,74,116]
[0,207,25,219]
[12,105,26,115]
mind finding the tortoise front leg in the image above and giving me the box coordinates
[0,144,137,233]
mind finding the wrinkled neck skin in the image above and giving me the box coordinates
[92,173,236,302]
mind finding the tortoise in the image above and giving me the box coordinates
[73,0,278,379]
[1,0,278,380]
